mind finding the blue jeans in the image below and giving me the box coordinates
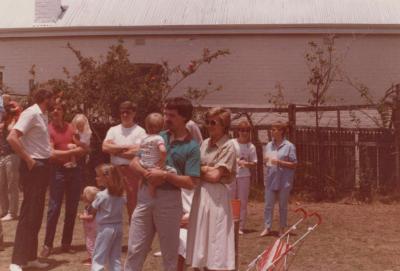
[264,187,291,229]
[44,165,81,248]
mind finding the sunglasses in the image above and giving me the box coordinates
[205,120,219,126]
[238,129,250,133]
[120,110,134,115]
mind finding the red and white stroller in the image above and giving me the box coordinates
[246,208,322,271]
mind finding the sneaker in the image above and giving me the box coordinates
[25,260,49,269]
[9,264,22,271]
[40,245,52,258]
[153,251,162,257]
[1,213,16,222]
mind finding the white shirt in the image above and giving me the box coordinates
[78,132,91,146]
[232,139,257,178]
[104,123,146,165]
[186,120,203,145]
[13,104,52,159]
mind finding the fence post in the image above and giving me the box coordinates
[393,84,400,190]
[288,104,296,142]
[354,132,360,189]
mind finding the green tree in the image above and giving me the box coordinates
[37,40,229,126]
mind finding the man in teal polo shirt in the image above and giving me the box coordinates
[125,97,200,271]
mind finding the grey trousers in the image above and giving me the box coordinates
[0,154,20,217]
[125,185,182,271]
[229,176,251,230]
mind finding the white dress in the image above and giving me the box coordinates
[186,136,237,270]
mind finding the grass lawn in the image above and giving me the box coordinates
[1,199,400,270]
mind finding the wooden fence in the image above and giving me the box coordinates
[221,103,398,196]
[245,126,396,196]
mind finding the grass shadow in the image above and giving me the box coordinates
[50,244,86,256]
[24,259,69,271]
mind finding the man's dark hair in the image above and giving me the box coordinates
[164,97,193,122]
[34,88,53,104]
[119,101,137,111]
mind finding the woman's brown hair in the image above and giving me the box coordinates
[96,164,124,197]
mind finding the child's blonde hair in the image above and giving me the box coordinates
[72,114,92,135]
[145,113,164,134]
[95,164,124,197]
[82,186,100,203]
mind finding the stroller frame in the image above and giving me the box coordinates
[247,208,322,271]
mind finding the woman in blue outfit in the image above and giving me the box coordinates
[260,121,297,237]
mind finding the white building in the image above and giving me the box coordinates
[0,0,399,127]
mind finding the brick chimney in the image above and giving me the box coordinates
[35,0,62,23]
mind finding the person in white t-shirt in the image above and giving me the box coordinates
[102,101,146,220]
[229,119,257,234]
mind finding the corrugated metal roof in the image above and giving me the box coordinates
[1,0,400,29]
[56,0,400,26]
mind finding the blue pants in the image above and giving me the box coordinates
[264,187,291,229]
[92,223,123,271]
[44,165,81,247]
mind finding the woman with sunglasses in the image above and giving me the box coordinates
[186,107,236,271]
[260,121,297,237]
[229,119,257,235]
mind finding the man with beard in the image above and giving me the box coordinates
[7,88,54,271]
[125,97,200,271]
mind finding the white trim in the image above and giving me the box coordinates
[1,24,400,38]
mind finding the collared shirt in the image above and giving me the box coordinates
[104,123,146,165]
[200,135,237,184]
[264,139,297,191]
[13,104,51,159]
[159,130,201,190]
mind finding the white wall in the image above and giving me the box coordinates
[0,34,399,106]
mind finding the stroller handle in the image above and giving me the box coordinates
[294,208,308,219]
[308,212,322,225]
